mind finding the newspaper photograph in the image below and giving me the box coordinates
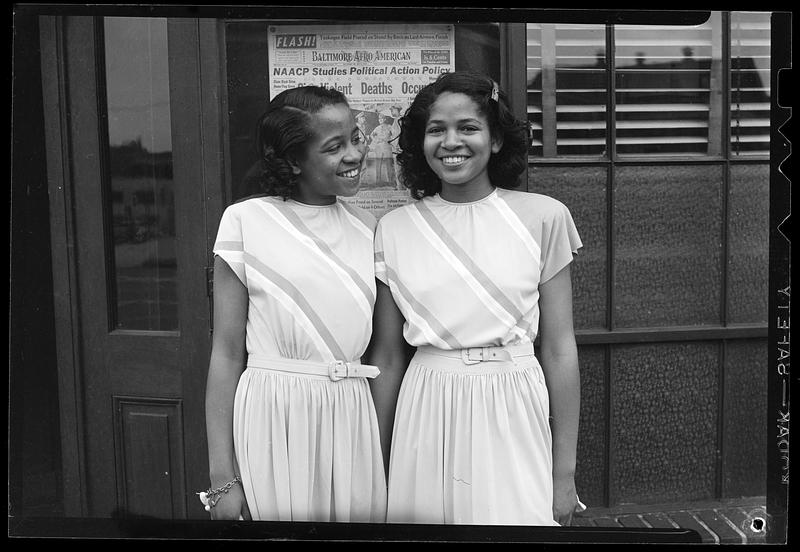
[267,24,455,218]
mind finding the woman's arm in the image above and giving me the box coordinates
[366,280,411,474]
[538,264,581,525]
[204,255,251,520]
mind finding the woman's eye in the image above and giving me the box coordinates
[426,127,444,134]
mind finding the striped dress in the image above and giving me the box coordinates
[375,187,582,525]
[213,195,386,522]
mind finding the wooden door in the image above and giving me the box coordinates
[41,16,224,519]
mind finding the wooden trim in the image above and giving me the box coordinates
[214,19,232,224]
[39,14,88,517]
[500,22,529,189]
[707,12,724,157]
[721,12,732,160]
[198,18,229,257]
[167,17,225,518]
[540,24,557,158]
[91,19,120,334]
[113,396,187,518]
[529,156,768,166]
[606,24,616,163]
[606,344,615,507]
[606,162,615,334]
[575,324,767,345]
[715,340,726,498]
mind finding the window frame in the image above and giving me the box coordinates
[513,13,771,507]
[524,12,770,165]
[514,12,769,344]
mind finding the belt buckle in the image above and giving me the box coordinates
[328,360,349,381]
[461,348,483,365]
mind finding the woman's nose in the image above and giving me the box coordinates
[345,139,366,162]
[442,129,461,148]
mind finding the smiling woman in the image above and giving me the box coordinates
[16,8,783,533]
[369,72,584,526]
[397,72,529,201]
[203,85,387,522]
[289,103,367,204]
[421,91,502,201]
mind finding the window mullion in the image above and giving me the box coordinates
[708,12,724,156]
[541,24,557,157]
[721,11,731,158]
[607,23,616,333]
[607,24,616,162]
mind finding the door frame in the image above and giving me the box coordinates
[39,14,227,517]
[168,17,228,519]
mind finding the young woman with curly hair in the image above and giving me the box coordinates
[203,85,386,522]
[368,71,584,526]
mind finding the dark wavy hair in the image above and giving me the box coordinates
[251,86,350,199]
[396,72,530,199]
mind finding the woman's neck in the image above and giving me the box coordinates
[290,189,336,206]
[439,182,495,203]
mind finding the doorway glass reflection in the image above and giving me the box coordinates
[103,17,177,331]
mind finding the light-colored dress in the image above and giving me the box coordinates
[375,187,582,525]
[214,195,386,522]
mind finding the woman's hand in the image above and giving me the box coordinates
[208,484,251,521]
[552,473,579,526]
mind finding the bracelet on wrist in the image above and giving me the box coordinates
[198,474,242,512]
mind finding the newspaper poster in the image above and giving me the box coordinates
[267,24,455,218]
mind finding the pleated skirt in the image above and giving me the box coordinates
[386,347,557,526]
[233,365,387,522]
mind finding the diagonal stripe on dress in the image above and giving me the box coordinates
[243,250,347,362]
[411,201,530,340]
[255,199,376,319]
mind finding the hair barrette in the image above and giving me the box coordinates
[490,81,499,102]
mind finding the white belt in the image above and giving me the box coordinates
[247,355,380,381]
[418,341,535,365]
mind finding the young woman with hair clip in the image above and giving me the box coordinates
[202,85,386,523]
[368,71,585,526]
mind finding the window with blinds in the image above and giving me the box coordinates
[614,15,721,156]
[730,12,771,157]
[526,12,770,159]
[527,24,607,157]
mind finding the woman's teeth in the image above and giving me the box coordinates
[442,156,467,166]
[340,168,360,178]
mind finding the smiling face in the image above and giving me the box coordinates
[291,103,366,204]
[423,91,502,199]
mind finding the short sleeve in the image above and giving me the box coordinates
[213,205,247,287]
[373,218,389,286]
[540,202,583,284]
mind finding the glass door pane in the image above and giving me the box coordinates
[102,17,177,331]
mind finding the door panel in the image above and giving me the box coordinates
[48,16,217,518]
[113,397,186,518]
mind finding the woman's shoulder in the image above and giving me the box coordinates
[338,199,377,232]
[222,195,288,223]
[230,193,274,208]
[496,188,570,216]
[376,200,419,230]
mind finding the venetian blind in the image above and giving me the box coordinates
[526,24,607,157]
[614,15,720,156]
[730,11,771,157]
